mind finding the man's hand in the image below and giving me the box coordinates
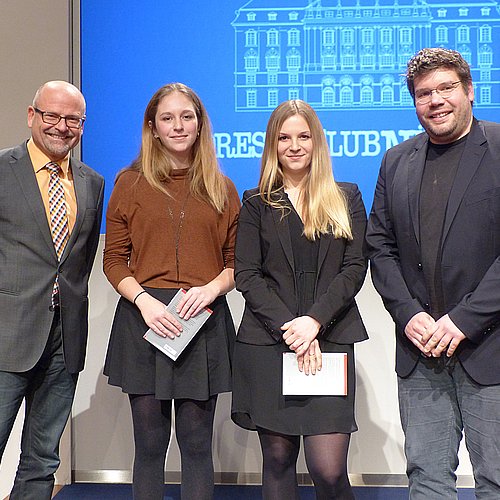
[421,314,466,357]
[405,311,436,356]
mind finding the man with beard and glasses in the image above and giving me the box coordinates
[367,48,500,499]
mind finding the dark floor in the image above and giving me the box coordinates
[54,483,476,499]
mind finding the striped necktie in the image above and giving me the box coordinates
[46,161,70,305]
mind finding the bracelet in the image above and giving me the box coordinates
[133,290,147,305]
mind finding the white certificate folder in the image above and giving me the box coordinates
[143,289,212,361]
[282,352,347,396]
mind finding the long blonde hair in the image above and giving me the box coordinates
[259,100,352,240]
[130,83,227,213]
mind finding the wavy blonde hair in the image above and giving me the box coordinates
[259,100,352,240]
[129,83,227,213]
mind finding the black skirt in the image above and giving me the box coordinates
[231,339,357,436]
[104,287,236,401]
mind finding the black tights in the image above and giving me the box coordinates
[258,428,354,500]
[129,394,217,500]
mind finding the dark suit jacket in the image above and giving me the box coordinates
[0,142,104,374]
[235,182,368,346]
[366,119,500,385]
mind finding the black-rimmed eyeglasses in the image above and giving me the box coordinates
[34,107,85,129]
[414,81,462,105]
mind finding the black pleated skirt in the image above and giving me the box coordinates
[104,287,235,401]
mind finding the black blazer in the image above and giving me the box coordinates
[366,119,500,385]
[235,182,368,346]
[0,142,104,374]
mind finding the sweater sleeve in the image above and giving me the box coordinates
[103,171,135,290]
[221,177,241,270]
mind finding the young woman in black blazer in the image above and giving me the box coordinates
[232,100,368,499]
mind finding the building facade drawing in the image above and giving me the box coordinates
[232,0,500,111]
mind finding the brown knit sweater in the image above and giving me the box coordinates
[103,168,240,290]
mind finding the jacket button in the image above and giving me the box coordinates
[418,263,423,270]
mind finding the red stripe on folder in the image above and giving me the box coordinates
[343,354,348,396]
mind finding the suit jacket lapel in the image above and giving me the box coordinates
[442,120,487,242]
[9,145,57,258]
[60,159,86,263]
[317,235,331,275]
[407,134,428,246]
[271,204,294,272]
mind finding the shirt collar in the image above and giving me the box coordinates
[27,138,71,175]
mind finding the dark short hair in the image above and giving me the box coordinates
[406,48,472,97]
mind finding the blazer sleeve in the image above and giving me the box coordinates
[235,190,295,339]
[365,153,425,330]
[307,184,367,332]
[450,257,500,343]
[85,175,105,277]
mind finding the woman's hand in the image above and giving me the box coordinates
[281,315,321,355]
[297,339,322,375]
[176,284,218,320]
[135,292,183,338]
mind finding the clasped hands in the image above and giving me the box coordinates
[404,312,467,357]
[136,285,217,338]
[282,315,322,375]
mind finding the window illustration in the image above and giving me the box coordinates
[340,85,353,106]
[479,25,492,43]
[265,48,280,70]
[323,28,335,46]
[246,89,257,108]
[267,29,279,47]
[246,30,257,47]
[399,28,412,45]
[323,49,336,70]
[287,49,301,70]
[480,86,492,104]
[289,72,299,85]
[244,49,258,71]
[380,27,392,45]
[268,89,278,107]
[361,85,374,106]
[322,86,335,107]
[436,25,448,44]
[361,28,374,46]
[342,28,355,46]
[360,51,375,70]
[479,46,493,67]
[288,29,300,46]
[457,25,470,43]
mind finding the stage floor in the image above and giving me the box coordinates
[54,483,476,499]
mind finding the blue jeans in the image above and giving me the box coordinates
[398,355,500,500]
[0,311,77,500]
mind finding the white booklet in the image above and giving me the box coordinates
[143,289,213,361]
[282,352,347,396]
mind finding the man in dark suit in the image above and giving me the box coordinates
[366,48,500,499]
[0,81,104,499]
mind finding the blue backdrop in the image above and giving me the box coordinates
[81,0,500,230]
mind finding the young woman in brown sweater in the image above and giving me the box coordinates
[103,83,240,500]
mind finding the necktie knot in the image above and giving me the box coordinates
[46,161,61,176]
